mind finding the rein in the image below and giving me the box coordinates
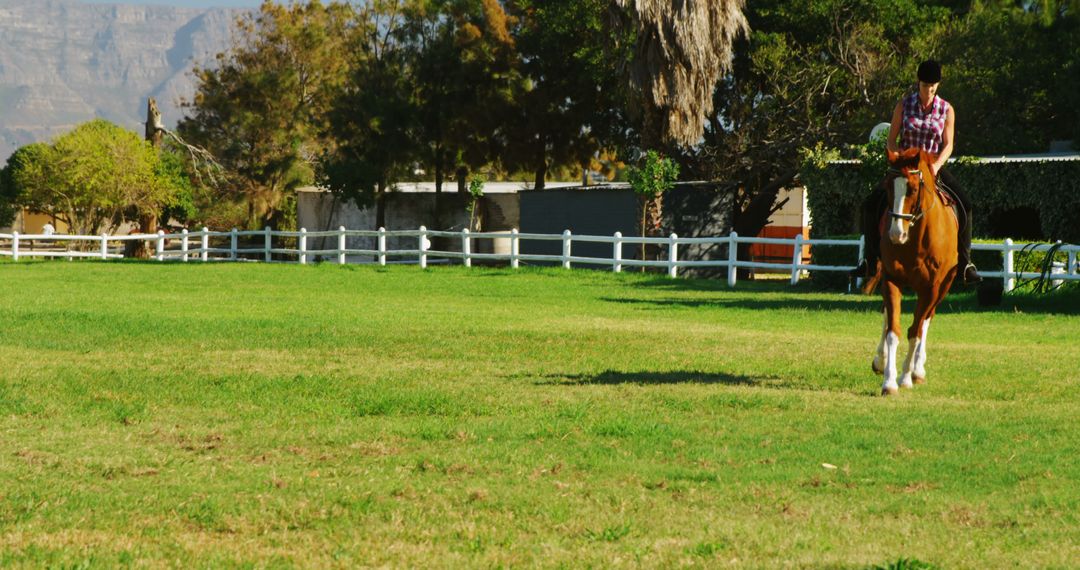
[886,167,936,224]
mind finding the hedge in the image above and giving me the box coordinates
[800,142,1080,243]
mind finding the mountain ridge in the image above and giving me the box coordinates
[0,0,239,161]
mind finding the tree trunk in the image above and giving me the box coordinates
[533,132,547,190]
[456,166,468,194]
[731,169,798,279]
[375,180,387,230]
[433,146,444,230]
[129,97,164,259]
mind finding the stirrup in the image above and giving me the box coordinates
[962,263,982,285]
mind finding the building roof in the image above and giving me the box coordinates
[297,181,588,195]
[828,152,1080,165]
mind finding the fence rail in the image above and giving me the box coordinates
[1,227,1077,292]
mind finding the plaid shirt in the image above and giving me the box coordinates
[901,91,949,154]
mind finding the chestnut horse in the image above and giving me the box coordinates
[863,148,959,395]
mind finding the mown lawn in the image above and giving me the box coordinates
[0,261,1078,568]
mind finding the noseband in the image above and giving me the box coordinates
[887,167,931,224]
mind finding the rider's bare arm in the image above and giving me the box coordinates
[887,101,903,153]
[932,106,955,174]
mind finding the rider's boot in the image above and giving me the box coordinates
[958,210,982,285]
[851,197,883,279]
[850,238,879,279]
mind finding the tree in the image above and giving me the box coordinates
[605,0,747,255]
[317,0,416,230]
[929,2,1080,154]
[405,0,518,198]
[693,0,949,269]
[499,0,628,190]
[608,0,749,149]
[2,120,188,239]
[1,143,54,229]
[627,150,678,262]
[178,0,355,230]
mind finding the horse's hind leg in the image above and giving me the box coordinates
[872,305,887,374]
[901,290,936,388]
[910,275,956,385]
[910,317,931,384]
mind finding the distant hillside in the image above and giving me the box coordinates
[0,0,239,162]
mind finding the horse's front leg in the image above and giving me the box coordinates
[880,280,903,396]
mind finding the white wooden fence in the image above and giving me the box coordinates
[1,226,1077,292]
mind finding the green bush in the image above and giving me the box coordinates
[801,144,1080,243]
[808,234,860,290]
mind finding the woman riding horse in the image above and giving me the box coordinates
[870,147,958,395]
[852,59,981,285]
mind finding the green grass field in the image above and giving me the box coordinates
[1,261,1078,568]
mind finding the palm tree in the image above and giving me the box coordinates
[609,0,748,258]
[609,0,748,149]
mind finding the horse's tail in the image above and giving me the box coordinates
[860,262,883,295]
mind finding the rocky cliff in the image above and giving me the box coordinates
[0,0,238,161]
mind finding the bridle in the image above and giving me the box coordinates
[886,166,935,225]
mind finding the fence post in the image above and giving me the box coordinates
[1002,238,1014,293]
[1069,248,1077,277]
[156,230,165,261]
[727,231,739,287]
[790,233,804,285]
[462,228,471,267]
[229,228,238,261]
[668,233,679,278]
[613,232,623,273]
[264,227,272,263]
[510,228,520,269]
[201,227,209,262]
[338,226,347,265]
[378,227,387,266]
[299,228,308,265]
[419,225,428,269]
[181,229,189,262]
[11,231,18,262]
[562,230,572,269]
[101,233,109,260]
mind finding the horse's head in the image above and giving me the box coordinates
[883,148,935,245]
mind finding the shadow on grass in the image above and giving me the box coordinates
[532,370,887,398]
[601,296,883,313]
[534,370,770,387]
[613,276,1080,316]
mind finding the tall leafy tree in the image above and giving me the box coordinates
[499,0,628,189]
[929,2,1080,154]
[608,0,749,149]
[405,0,518,197]
[178,0,355,230]
[2,120,188,238]
[694,0,949,265]
[318,0,416,230]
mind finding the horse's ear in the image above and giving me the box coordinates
[903,147,920,159]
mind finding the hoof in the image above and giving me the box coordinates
[913,375,926,385]
[881,385,899,396]
[899,381,914,390]
[872,360,884,374]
